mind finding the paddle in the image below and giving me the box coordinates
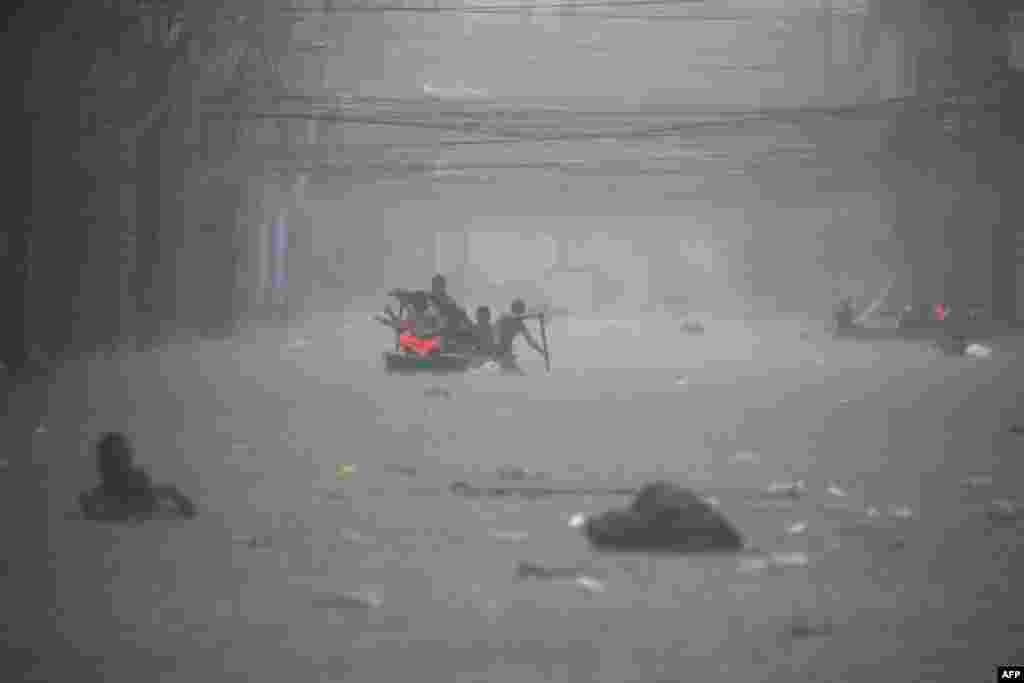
[516,312,551,372]
[539,313,551,373]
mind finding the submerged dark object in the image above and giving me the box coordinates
[584,481,744,553]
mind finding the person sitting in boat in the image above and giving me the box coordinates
[473,305,496,356]
[428,274,473,339]
[833,296,855,332]
[377,290,444,357]
[495,299,547,373]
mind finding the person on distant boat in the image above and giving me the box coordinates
[833,296,855,333]
[427,274,473,346]
[494,299,547,374]
[473,305,496,356]
[377,290,444,357]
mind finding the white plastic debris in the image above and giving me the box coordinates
[771,552,810,568]
[826,483,848,498]
[765,480,807,498]
[568,513,587,529]
[866,506,881,518]
[786,521,808,535]
[470,360,502,375]
[574,576,606,594]
[489,530,529,543]
[739,552,810,574]
[313,592,380,609]
[965,343,992,359]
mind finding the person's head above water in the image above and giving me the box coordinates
[510,299,526,316]
[97,432,134,476]
[98,432,131,458]
[431,274,447,296]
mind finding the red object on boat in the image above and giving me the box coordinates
[933,303,948,321]
[399,333,441,357]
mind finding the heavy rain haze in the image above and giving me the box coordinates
[4,2,1024,682]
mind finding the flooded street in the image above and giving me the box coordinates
[5,312,1023,682]
[5,2,1022,681]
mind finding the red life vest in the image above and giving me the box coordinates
[399,332,441,357]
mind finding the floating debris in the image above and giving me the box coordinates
[497,465,546,481]
[866,507,881,518]
[1009,425,1024,436]
[234,534,273,549]
[449,481,480,497]
[231,442,250,453]
[336,464,357,481]
[961,475,994,489]
[585,482,744,553]
[424,386,452,399]
[887,505,913,519]
[0,458,9,471]
[763,480,807,499]
[568,513,587,529]
[287,338,311,350]
[470,360,502,375]
[312,592,380,610]
[516,561,585,580]
[788,616,834,640]
[738,552,810,574]
[988,499,1023,522]
[702,496,720,507]
[339,529,374,545]
[786,521,808,536]
[34,425,47,434]
[965,343,992,359]
[489,530,529,543]
[675,376,689,386]
[826,483,848,498]
[385,464,418,478]
[574,576,606,594]
[731,450,761,464]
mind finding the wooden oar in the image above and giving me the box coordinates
[539,313,551,373]
[516,312,551,372]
